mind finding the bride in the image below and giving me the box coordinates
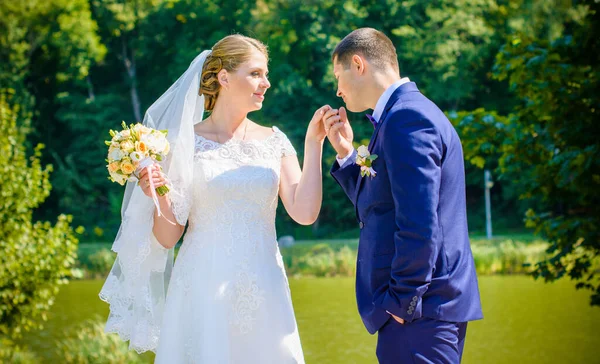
[99,34,329,363]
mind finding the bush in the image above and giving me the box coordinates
[75,237,554,278]
[335,246,356,277]
[471,239,548,275]
[87,248,116,277]
[287,244,356,278]
[56,316,145,364]
[0,339,39,364]
[0,91,78,348]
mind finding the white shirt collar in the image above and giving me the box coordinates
[372,77,411,123]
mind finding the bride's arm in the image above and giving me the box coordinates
[152,196,185,248]
[279,106,329,225]
[279,139,323,225]
[139,164,185,248]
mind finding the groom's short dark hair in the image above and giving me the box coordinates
[333,28,399,72]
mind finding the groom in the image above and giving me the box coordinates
[323,28,483,363]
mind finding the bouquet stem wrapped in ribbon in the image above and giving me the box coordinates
[106,122,173,220]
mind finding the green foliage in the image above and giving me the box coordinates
[308,243,335,256]
[0,338,39,364]
[286,243,357,278]
[448,109,510,170]
[0,92,78,344]
[1,0,535,240]
[2,0,595,295]
[77,236,550,280]
[502,0,589,42]
[0,0,106,95]
[378,0,498,110]
[333,245,356,276]
[56,316,144,364]
[447,109,531,232]
[87,249,116,277]
[471,240,548,275]
[493,0,600,304]
[0,0,110,234]
[49,92,127,237]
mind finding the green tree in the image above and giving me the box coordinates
[69,0,261,237]
[4,0,588,241]
[493,0,599,304]
[382,0,498,110]
[446,109,529,231]
[0,0,107,233]
[0,91,78,356]
[501,0,589,41]
[90,0,168,122]
[50,92,125,239]
[0,0,105,103]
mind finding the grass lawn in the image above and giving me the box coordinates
[21,275,600,363]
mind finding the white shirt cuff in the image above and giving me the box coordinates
[336,151,354,167]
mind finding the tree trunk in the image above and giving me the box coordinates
[86,75,95,101]
[130,78,142,122]
[121,38,142,122]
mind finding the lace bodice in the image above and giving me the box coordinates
[170,126,296,229]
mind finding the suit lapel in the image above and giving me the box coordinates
[367,106,389,152]
[353,82,419,211]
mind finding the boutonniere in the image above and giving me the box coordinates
[356,145,377,178]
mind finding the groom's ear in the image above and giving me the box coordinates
[351,55,366,75]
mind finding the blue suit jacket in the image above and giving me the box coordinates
[331,82,483,334]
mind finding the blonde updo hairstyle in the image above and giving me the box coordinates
[200,35,269,111]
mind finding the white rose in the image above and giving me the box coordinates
[141,134,156,149]
[130,151,143,162]
[143,134,168,154]
[357,145,370,159]
[120,129,131,138]
[108,148,125,161]
[154,137,168,153]
[110,171,127,185]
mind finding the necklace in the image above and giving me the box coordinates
[208,115,249,144]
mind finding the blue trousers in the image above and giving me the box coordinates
[376,317,468,363]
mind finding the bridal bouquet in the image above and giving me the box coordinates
[105,121,170,196]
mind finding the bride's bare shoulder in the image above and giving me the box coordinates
[248,121,277,139]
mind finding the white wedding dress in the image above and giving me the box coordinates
[152,126,305,363]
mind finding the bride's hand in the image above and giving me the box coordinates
[138,164,167,198]
[305,105,332,143]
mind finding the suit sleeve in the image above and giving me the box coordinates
[374,116,443,323]
[330,149,361,203]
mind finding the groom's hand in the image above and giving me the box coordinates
[388,311,405,325]
[323,106,354,158]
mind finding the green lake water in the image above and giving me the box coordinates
[22,276,600,363]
